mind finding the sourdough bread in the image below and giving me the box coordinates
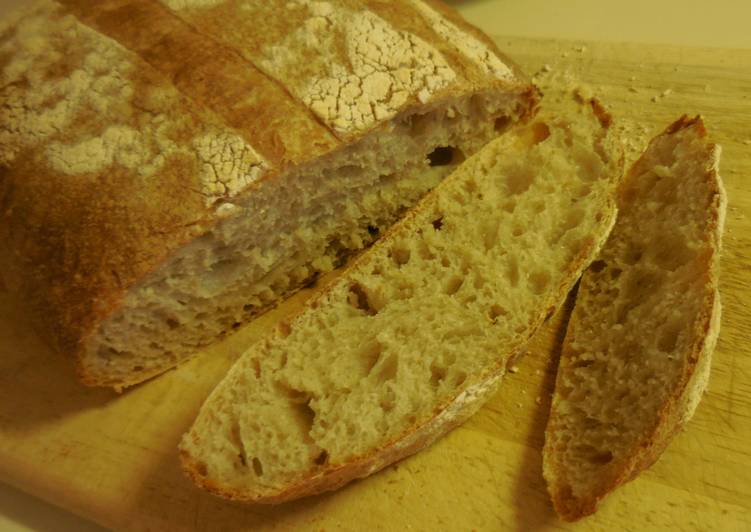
[0,0,537,388]
[180,93,623,503]
[543,116,726,521]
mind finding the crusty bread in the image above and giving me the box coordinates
[0,0,537,388]
[179,93,623,503]
[543,116,726,521]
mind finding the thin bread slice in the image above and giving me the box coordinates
[543,116,726,521]
[179,93,623,503]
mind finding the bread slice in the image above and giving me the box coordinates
[179,93,623,503]
[0,0,537,388]
[542,116,726,521]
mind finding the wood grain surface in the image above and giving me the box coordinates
[0,37,749,531]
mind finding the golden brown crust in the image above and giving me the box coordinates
[0,0,537,387]
[544,116,726,521]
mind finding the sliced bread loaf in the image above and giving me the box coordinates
[179,93,623,503]
[543,116,726,521]
[0,0,537,389]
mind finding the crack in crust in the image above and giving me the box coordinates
[262,1,456,134]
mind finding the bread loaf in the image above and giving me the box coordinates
[543,116,726,521]
[0,0,537,388]
[180,93,623,503]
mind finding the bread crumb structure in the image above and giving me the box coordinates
[180,95,623,503]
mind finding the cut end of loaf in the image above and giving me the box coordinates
[77,87,536,389]
[179,91,624,504]
[543,115,726,521]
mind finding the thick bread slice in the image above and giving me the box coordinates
[543,116,726,521]
[179,93,623,503]
[0,0,537,388]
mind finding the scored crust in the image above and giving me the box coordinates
[543,116,727,521]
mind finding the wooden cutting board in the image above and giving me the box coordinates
[0,37,749,531]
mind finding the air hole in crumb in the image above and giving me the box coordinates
[292,400,316,434]
[463,179,478,194]
[507,257,519,287]
[482,220,499,250]
[590,451,613,465]
[506,166,535,195]
[488,304,507,321]
[441,256,451,268]
[380,398,395,412]
[430,363,447,387]
[590,260,607,273]
[367,225,379,237]
[231,322,242,329]
[252,457,264,476]
[132,365,144,372]
[348,283,378,315]
[418,242,435,260]
[276,382,309,404]
[251,358,261,379]
[314,450,329,466]
[432,217,444,230]
[362,341,383,376]
[444,276,464,295]
[531,122,551,144]
[494,115,511,133]
[657,322,681,353]
[512,226,524,237]
[503,200,516,213]
[453,370,467,386]
[572,359,594,369]
[427,146,463,166]
[390,245,411,266]
[375,353,398,383]
[529,270,550,295]
[452,192,468,206]
[303,273,320,288]
[623,246,643,265]
[166,318,179,330]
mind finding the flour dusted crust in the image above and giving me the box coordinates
[0,0,535,386]
[0,2,268,359]
[156,0,531,138]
